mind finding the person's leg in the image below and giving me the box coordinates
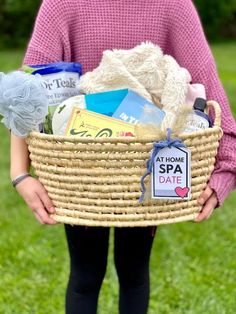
[114,227,156,314]
[65,225,110,314]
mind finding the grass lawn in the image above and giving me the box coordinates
[0,42,236,314]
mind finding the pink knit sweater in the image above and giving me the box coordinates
[24,0,236,205]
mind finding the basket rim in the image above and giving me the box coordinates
[28,125,222,144]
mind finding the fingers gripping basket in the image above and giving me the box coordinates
[27,101,222,227]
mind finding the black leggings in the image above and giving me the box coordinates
[64,225,156,314]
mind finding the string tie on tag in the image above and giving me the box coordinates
[139,128,186,203]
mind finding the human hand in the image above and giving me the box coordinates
[194,185,218,223]
[15,176,57,225]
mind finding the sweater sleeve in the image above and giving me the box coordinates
[23,0,72,65]
[167,0,236,205]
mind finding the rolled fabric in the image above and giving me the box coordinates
[185,83,206,106]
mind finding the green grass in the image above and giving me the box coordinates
[0,43,236,314]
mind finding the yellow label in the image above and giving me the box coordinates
[65,108,135,138]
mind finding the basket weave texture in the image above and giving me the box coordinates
[27,101,222,227]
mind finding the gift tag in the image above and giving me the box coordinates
[151,146,191,200]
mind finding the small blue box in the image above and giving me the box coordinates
[84,88,165,126]
[85,89,127,117]
[112,89,165,125]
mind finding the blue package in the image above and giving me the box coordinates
[85,89,128,117]
[23,62,83,134]
[112,90,165,125]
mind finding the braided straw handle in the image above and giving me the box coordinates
[206,100,221,128]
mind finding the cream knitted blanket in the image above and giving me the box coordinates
[79,42,191,112]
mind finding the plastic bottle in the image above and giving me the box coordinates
[182,98,212,133]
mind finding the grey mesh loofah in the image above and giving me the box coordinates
[0,71,48,137]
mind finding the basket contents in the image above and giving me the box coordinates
[0,41,223,226]
[52,89,165,136]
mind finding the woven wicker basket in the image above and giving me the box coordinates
[27,100,222,227]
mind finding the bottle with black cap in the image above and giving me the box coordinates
[182,98,212,133]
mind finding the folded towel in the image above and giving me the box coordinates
[79,42,191,113]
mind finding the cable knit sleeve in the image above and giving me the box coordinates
[23,0,72,65]
[166,0,236,205]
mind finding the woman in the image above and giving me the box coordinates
[11,0,236,313]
